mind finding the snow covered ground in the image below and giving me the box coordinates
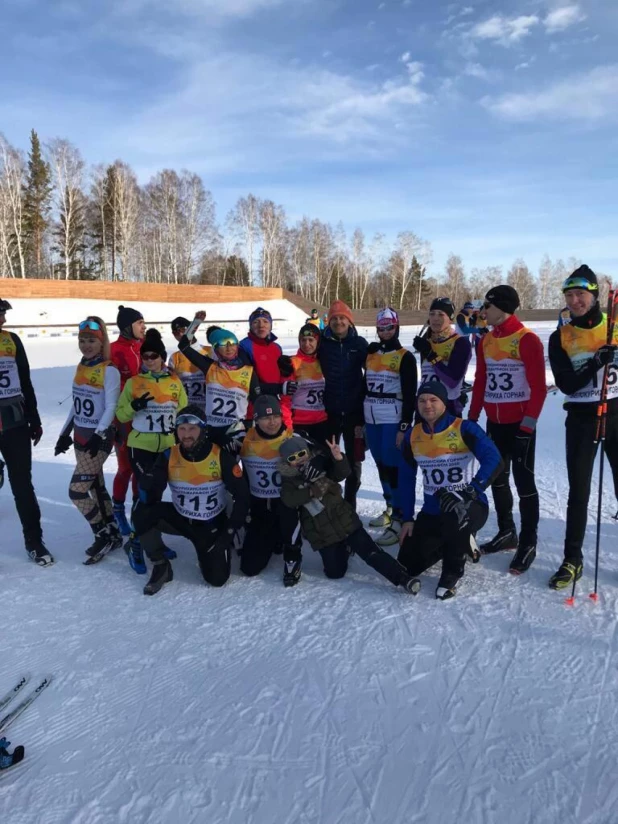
[2,320,618,824]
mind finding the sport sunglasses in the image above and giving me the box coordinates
[377,324,397,332]
[563,276,598,291]
[141,352,161,361]
[286,448,309,464]
[176,413,206,427]
[78,319,101,331]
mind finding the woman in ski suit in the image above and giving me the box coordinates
[54,317,123,563]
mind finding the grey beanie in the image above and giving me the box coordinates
[279,434,310,461]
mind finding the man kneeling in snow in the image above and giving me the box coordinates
[278,434,420,595]
[132,405,250,595]
[397,382,503,600]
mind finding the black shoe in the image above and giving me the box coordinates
[143,560,173,595]
[509,544,537,575]
[283,558,302,587]
[85,527,112,559]
[402,576,421,595]
[106,522,124,552]
[436,571,462,600]
[548,560,583,591]
[480,529,518,555]
[26,540,54,567]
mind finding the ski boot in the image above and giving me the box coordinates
[436,571,462,600]
[283,558,302,588]
[83,525,115,565]
[106,521,124,552]
[480,528,518,555]
[549,560,582,591]
[377,518,402,547]
[163,546,178,560]
[0,737,24,770]
[369,507,392,528]
[509,544,537,575]
[402,575,421,595]
[143,559,173,595]
[126,534,147,575]
[25,540,55,567]
[112,499,132,537]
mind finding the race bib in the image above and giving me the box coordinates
[484,360,531,404]
[567,353,618,403]
[416,452,475,495]
[242,456,282,499]
[182,374,206,405]
[206,384,248,426]
[0,356,20,400]
[170,479,226,521]
[420,362,462,401]
[293,379,325,412]
[73,384,105,429]
[132,402,177,434]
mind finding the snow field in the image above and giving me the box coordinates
[1,317,618,824]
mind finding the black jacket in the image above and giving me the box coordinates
[0,331,41,433]
[318,326,368,419]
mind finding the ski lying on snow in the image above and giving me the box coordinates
[0,677,29,715]
[0,677,52,735]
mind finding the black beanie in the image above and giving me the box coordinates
[429,297,455,319]
[117,305,143,332]
[485,285,519,315]
[417,381,449,407]
[562,264,599,294]
[253,394,282,419]
[141,329,167,361]
[171,316,191,332]
[299,323,321,341]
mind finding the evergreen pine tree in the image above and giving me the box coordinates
[22,129,52,277]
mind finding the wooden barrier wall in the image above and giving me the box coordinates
[0,279,286,303]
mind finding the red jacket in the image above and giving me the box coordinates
[240,332,292,427]
[110,336,142,389]
[469,314,546,432]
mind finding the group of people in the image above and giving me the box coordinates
[1,262,616,600]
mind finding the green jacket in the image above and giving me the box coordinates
[116,370,188,453]
[279,451,361,549]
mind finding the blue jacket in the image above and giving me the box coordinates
[318,326,369,418]
[399,414,503,520]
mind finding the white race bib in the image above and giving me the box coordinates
[242,456,282,499]
[420,362,463,401]
[484,359,531,404]
[416,452,475,495]
[0,357,20,400]
[170,479,226,521]
[567,353,618,403]
[206,384,248,427]
[73,384,105,429]
[292,379,325,412]
[132,402,177,434]
[180,374,206,406]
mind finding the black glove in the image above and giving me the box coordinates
[436,485,477,529]
[131,392,154,412]
[412,336,434,360]
[300,454,327,482]
[282,380,298,396]
[459,391,469,409]
[29,423,43,446]
[277,355,294,378]
[593,344,617,369]
[54,434,73,456]
[86,432,104,458]
[212,528,235,555]
[513,430,533,465]
[367,341,382,354]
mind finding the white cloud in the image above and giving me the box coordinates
[544,4,586,33]
[400,51,411,62]
[515,57,536,70]
[119,0,297,19]
[482,65,618,121]
[470,14,539,45]
[463,62,494,80]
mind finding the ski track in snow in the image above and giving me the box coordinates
[1,321,618,823]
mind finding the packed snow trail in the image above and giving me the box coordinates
[1,328,618,824]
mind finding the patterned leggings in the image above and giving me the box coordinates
[69,444,114,529]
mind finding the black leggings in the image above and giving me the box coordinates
[397,501,488,579]
[486,420,539,545]
[319,527,409,586]
[0,424,41,545]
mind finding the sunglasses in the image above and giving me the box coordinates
[377,324,396,332]
[176,414,205,427]
[563,277,597,292]
[286,449,309,464]
[216,338,238,347]
[141,352,161,361]
[300,330,319,339]
[78,319,101,331]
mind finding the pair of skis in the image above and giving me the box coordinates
[0,675,51,736]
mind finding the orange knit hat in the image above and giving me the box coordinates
[327,300,354,325]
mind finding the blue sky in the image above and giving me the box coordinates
[1,0,616,276]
